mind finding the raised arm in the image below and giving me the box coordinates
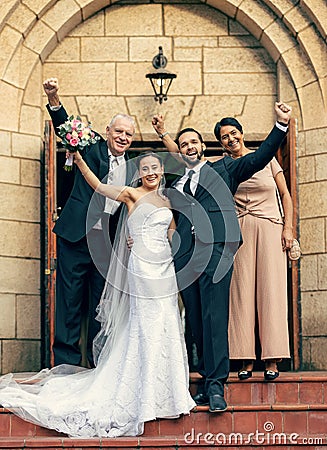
[73,152,133,204]
[43,77,70,134]
[227,102,292,184]
[152,114,179,154]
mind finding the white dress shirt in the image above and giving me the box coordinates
[175,160,207,196]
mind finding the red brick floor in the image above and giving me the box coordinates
[0,371,326,448]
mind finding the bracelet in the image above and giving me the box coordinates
[159,131,169,139]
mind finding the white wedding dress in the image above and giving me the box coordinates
[0,203,195,438]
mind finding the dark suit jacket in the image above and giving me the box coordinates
[47,104,135,243]
[170,125,287,265]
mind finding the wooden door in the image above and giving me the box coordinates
[43,120,57,367]
[276,118,301,370]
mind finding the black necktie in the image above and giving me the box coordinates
[183,170,195,196]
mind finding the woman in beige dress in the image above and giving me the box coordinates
[214,117,293,380]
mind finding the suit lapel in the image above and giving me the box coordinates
[99,141,110,181]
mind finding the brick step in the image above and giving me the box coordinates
[0,371,326,448]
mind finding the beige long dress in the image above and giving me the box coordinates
[229,158,290,361]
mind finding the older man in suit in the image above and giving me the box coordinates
[43,78,136,367]
[152,102,292,412]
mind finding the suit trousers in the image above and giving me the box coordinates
[54,229,109,367]
[176,241,234,396]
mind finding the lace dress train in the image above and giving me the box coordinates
[0,204,195,437]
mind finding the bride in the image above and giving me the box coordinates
[0,151,195,438]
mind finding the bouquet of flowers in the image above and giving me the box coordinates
[58,115,100,171]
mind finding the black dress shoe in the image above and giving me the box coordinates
[193,392,209,406]
[209,394,227,413]
[264,369,279,381]
[238,369,252,380]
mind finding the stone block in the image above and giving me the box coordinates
[3,45,39,89]
[2,340,40,373]
[76,96,129,136]
[0,25,22,78]
[299,181,327,219]
[173,47,202,62]
[24,60,42,107]
[237,95,276,137]
[43,62,116,95]
[281,45,316,89]
[0,82,23,131]
[47,37,80,62]
[304,127,327,155]
[309,337,327,370]
[21,159,41,187]
[69,9,105,37]
[75,0,108,22]
[181,95,244,137]
[0,294,15,338]
[260,20,297,62]
[106,4,162,36]
[81,37,128,61]
[298,26,327,79]
[130,37,172,61]
[174,37,217,48]
[300,254,318,292]
[19,105,42,136]
[206,0,243,19]
[298,82,327,130]
[203,47,275,73]
[42,0,82,41]
[165,4,228,36]
[204,73,276,96]
[315,154,327,181]
[127,96,194,136]
[236,0,276,40]
[297,130,306,157]
[0,257,40,295]
[7,2,36,36]
[301,337,311,370]
[298,155,315,184]
[318,253,327,290]
[299,217,325,253]
[302,291,327,336]
[229,19,250,35]
[12,133,42,160]
[0,156,20,184]
[218,35,261,48]
[302,0,327,39]
[20,0,54,17]
[16,295,41,339]
[0,220,40,258]
[277,60,299,105]
[0,0,17,29]
[0,184,40,222]
[265,0,294,18]
[283,6,310,35]
[24,19,57,63]
[0,131,11,156]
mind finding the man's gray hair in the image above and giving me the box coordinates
[108,114,136,133]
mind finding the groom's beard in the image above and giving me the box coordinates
[182,149,204,167]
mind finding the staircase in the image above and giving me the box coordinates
[0,371,326,448]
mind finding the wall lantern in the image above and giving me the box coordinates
[146,46,176,104]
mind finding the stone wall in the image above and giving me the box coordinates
[0,0,326,373]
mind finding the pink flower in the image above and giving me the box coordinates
[66,133,72,140]
[69,137,79,147]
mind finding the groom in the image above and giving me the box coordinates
[152,102,292,412]
[43,78,136,367]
